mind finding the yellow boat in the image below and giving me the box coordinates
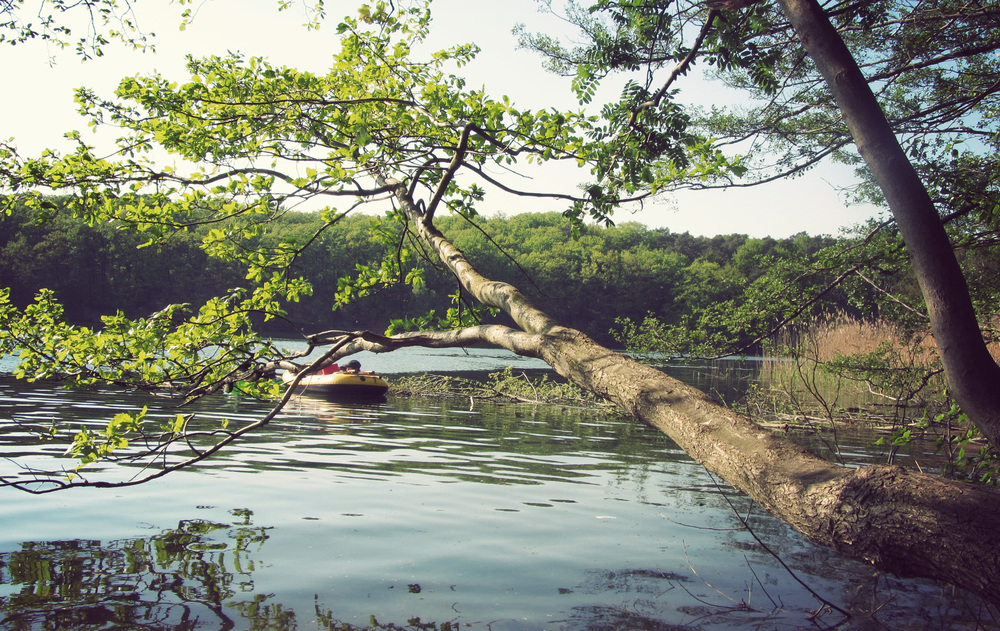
[282,369,389,402]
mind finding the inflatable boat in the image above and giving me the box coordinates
[282,369,389,402]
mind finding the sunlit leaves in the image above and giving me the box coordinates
[0,1,622,479]
[384,289,499,336]
[0,0,332,60]
[4,0,604,255]
[69,407,147,468]
[0,0,153,60]
[0,283,291,402]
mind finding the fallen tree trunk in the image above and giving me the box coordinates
[338,321,1000,607]
[321,178,1000,607]
[550,330,1000,607]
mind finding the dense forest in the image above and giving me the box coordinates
[0,198,843,347]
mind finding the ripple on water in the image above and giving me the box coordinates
[0,375,986,630]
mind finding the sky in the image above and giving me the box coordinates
[0,0,883,238]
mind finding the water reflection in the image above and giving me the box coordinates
[655,359,761,405]
[2,504,992,631]
[212,395,691,487]
[1,510,268,630]
[1,376,996,630]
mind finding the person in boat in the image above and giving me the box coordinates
[341,359,362,374]
[315,359,361,375]
[313,359,371,376]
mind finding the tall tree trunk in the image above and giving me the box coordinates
[775,0,1000,449]
[331,179,1000,608]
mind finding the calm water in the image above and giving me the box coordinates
[0,348,993,630]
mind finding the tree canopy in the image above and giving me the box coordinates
[0,0,328,58]
[520,0,1000,218]
[0,200,842,348]
[0,0,620,455]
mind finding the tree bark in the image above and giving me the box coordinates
[775,0,1000,450]
[329,179,1000,608]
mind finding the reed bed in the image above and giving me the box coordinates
[747,312,1000,484]
[752,312,942,425]
[766,312,937,366]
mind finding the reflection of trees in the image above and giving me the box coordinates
[1,508,463,631]
[0,509,268,630]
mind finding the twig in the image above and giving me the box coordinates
[745,555,780,610]
[659,512,746,531]
[706,472,853,622]
[682,540,743,606]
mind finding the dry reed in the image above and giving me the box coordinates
[766,311,937,367]
[753,311,942,423]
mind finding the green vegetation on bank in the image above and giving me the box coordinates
[391,366,615,409]
[5,196,999,485]
[0,197,835,347]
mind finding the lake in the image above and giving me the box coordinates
[0,347,992,630]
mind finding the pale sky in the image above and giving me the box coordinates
[1,0,882,238]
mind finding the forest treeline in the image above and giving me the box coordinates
[0,198,844,346]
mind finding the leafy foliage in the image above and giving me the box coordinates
[878,398,1000,486]
[0,0,329,59]
[0,1,678,486]
[3,0,1000,496]
[2,196,846,350]
[522,0,1000,232]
